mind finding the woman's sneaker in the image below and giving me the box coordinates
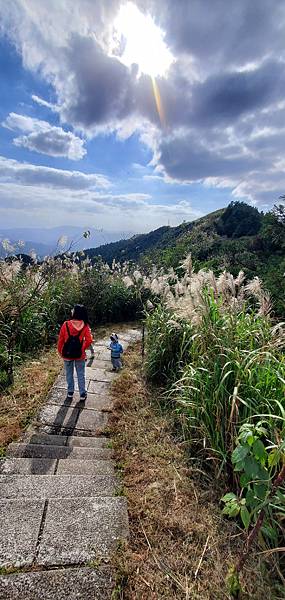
[80,392,87,401]
[67,392,74,399]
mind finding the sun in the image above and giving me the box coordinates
[112,2,173,78]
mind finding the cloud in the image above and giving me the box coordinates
[2,113,86,159]
[2,0,285,207]
[0,156,110,189]
[0,181,201,231]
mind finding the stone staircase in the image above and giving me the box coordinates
[0,328,140,599]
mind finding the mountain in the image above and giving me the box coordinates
[84,202,285,317]
[0,227,134,257]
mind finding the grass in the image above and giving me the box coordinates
[109,343,280,599]
[0,347,62,448]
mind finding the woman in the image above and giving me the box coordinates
[57,304,93,400]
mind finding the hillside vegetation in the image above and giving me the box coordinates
[85,201,285,317]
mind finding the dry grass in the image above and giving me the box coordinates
[0,348,62,450]
[109,343,280,600]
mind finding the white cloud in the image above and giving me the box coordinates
[0,156,110,189]
[2,113,86,160]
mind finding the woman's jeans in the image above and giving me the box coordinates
[64,359,86,396]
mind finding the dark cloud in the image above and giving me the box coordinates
[190,60,285,125]
[159,132,265,181]
[61,34,135,127]
[143,0,285,72]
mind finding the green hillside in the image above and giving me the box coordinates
[85,202,285,316]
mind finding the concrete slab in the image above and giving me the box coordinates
[6,443,112,461]
[47,389,112,411]
[0,474,117,499]
[94,351,114,361]
[75,408,108,434]
[37,404,80,429]
[0,567,113,600]
[23,432,67,446]
[0,458,56,475]
[0,499,44,567]
[85,369,116,383]
[38,497,129,565]
[86,381,110,394]
[37,404,108,432]
[67,436,109,448]
[87,359,111,369]
[56,459,114,476]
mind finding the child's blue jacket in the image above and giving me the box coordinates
[109,341,123,358]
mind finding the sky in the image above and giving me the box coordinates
[0,0,285,235]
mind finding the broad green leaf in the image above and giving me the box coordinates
[240,473,251,488]
[252,439,267,462]
[221,492,238,503]
[234,460,244,472]
[243,456,260,479]
[240,506,251,529]
[253,483,268,501]
[228,504,240,517]
[246,489,259,510]
[232,445,249,465]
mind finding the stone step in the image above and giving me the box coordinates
[37,404,108,434]
[0,499,44,567]
[0,497,128,568]
[23,432,108,448]
[22,432,67,446]
[0,458,114,476]
[38,497,128,566]
[47,389,112,411]
[0,567,113,600]
[6,443,112,460]
[67,436,109,448]
[0,474,118,499]
[56,459,114,475]
[0,458,56,475]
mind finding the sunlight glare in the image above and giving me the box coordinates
[113,2,173,77]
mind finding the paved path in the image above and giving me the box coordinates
[0,328,140,600]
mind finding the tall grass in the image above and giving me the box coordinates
[145,300,285,471]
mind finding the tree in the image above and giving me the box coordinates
[216,201,262,238]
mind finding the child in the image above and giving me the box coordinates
[108,333,123,372]
[57,304,93,400]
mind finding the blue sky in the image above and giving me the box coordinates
[0,1,284,235]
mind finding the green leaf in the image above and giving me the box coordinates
[246,489,259,510]
[240,506,251,529]
[268,449,280,467]
[232,445,249,465]
[233,460,244,472]
[253,483,268,501]
[243,456,260,479]
[221,492,238,503]
[240,473,251,488]
[252,439,267,462]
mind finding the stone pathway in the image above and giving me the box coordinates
[0,328,140,599]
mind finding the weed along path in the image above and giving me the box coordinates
[0,328,141,600]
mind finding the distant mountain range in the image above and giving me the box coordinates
[0,226,134,257]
